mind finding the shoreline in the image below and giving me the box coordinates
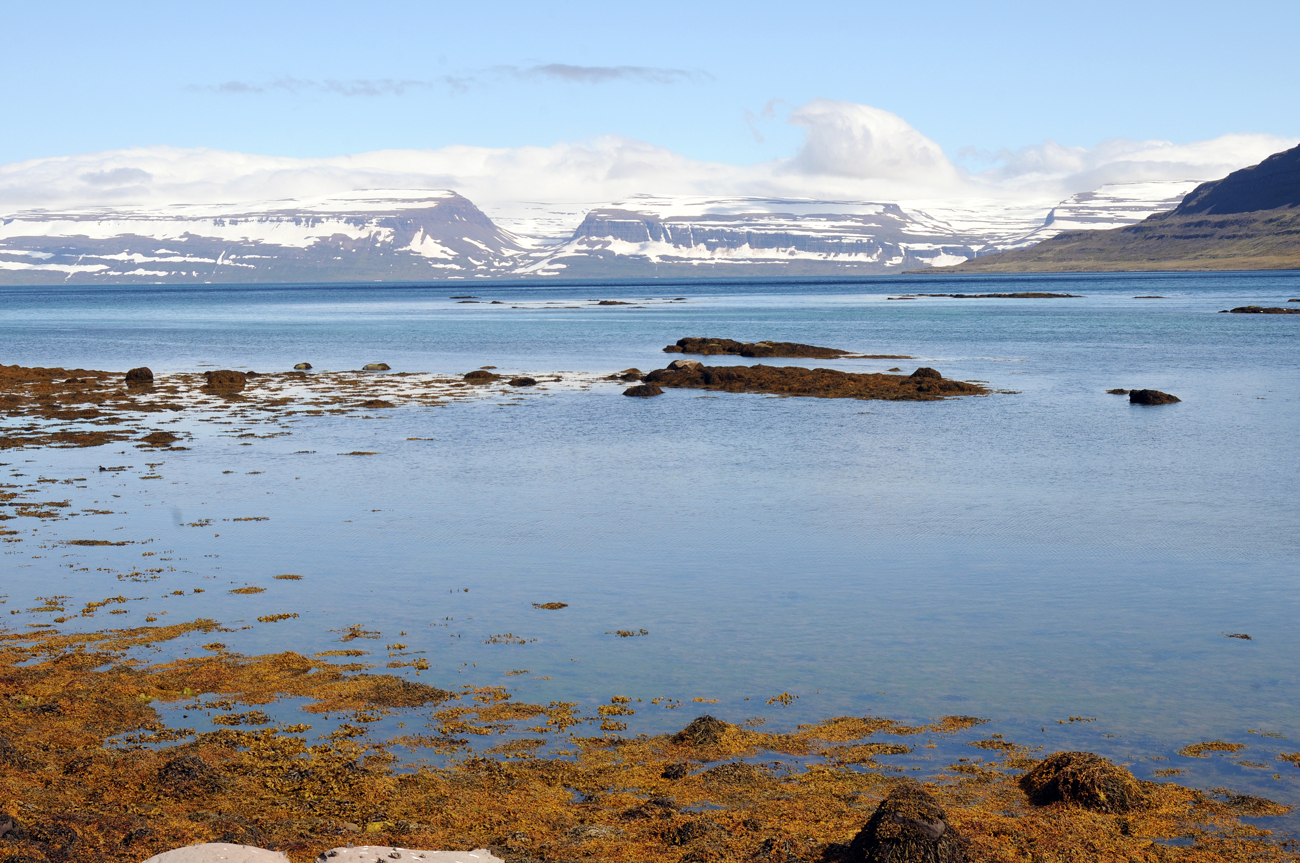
[1,618,1295,863]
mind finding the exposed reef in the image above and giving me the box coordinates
[893,293,1080,299]
[663,337,851,359]
[1221,306,1300,314]
[641,364,988,401]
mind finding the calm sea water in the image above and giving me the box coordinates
[3,272,1299,808]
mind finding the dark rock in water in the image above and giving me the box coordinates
[846,783,967,863]
[1107,388,1131,395]
[1291,299,1300,302]
[664,336,849,359]
[362,362,391,371]
[1129,389,1180,405]
[909,367,942,380]
[124,367,153,385]
[360,399,394,409]
[667,359,702,371]
[508,377,537,387]
[597,300,633,305]
[201,370,246,392]
[643,364,986,401]
[662,763,690,780]
[672,715,731,747]
[1222,305,1300,314]
[140,431,180,447]
[464,370,501,382]
[294,362,312,370]
[623,384,663,397]
[1019,751,1144,813]
[619,368,642,381]
[490,300,504,304]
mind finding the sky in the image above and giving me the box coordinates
[3,0,1298,209]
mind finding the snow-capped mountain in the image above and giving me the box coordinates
[0,190,526,283]
[0,182,1202,283]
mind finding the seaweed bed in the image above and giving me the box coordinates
[0,363,598,452]
[0,621,1293,862]
[642,365,989,401]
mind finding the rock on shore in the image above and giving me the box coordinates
[201,370,247,393]
[140,843,503,863]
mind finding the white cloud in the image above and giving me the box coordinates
[970,133,1297,195]
[0,100,1292,219]
[784,99,962,187]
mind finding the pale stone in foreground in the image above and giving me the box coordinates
[142,843,291,863]
[315,848,504,863]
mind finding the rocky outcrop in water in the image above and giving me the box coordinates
[641,365,987,401]
[1129,389,1180,405]
[664,337,850,358]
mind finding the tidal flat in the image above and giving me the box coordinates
[2,272,1299,860]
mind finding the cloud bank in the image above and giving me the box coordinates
[1,100,1292,215]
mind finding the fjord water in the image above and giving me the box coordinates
[3,272,1299,800]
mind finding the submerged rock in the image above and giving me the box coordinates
[125,366,154,385]
[1019,751,1144,812]
[508,377,537,387]
[623,384,663,397]
[846,783,967,863]
[1106,388,1131,395]
[201,370,246,393]
[1129,389,1180,405]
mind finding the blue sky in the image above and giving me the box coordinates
[6,0,1297,167]
[2,0,1297,214]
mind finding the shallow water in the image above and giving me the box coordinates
[3,271,1299,810]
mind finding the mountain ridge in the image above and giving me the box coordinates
[937,144,1300,273]
[0,182,1202,283]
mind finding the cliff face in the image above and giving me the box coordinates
[1173,144,1300,216]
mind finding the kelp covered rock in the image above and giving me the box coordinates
[846,783,967,863]
[1019,751,1144,813]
